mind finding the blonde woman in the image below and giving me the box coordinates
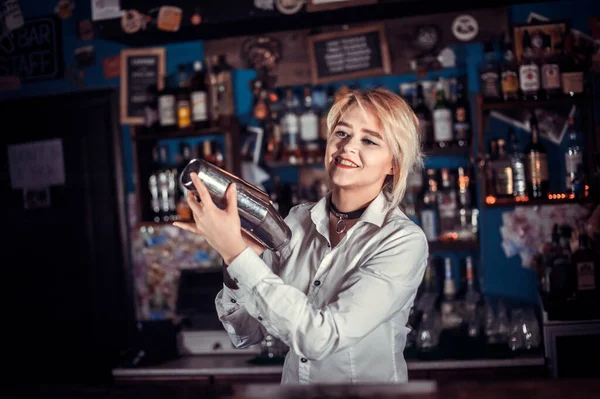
[174,87,428,384]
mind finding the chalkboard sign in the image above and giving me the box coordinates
[308,24,390,84]
[120,47,165,125]
[0,16,63,82]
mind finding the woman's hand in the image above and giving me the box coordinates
[173,172,247,265]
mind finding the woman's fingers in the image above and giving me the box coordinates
[187,190,204,215]
[190,173,213,207]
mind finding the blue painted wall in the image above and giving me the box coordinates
[2,0,599,304]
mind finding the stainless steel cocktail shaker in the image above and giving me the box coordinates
[180,159,292,252]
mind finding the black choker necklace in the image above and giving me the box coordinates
[329,200,368,234]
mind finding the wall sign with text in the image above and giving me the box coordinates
[120,47,165,125]
[307,23,391,84]
[0,16,64,82]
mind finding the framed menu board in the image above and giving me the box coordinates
[120,47,165,125]
[307,24,391,85]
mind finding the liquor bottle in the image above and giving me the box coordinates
[158,76,176,132]
[492,139,514,197]
[403,169,424,225]
[463,256,482,337]
[453,80,471,148]
[519,30,541,100]
[319,85,336,142]
[565,116,583,195]
[437,168,458,240]
[550,225,572,300]
[540,34,561,99]
[206,55,220,125]
[421,169,439,242]
[299,85,320,164]
[500,30,519,101]
[216,54,234,117]
[175,67,192,130]
[569,229,598,301]
[560,33,585,97]
[176,142,192,221]
[508,128,527,199]
[148,145,161,223]
[190,60,209,129]
[413,83,434,148]
[414,257,441,351]
[143,84,160,133]
[280,87,302,164]
[525,113,549,199]
[480,40,502,100]
[201,140,217,166]
[433,79,453,148]
[440,257,462,330]
[157,145,176,222]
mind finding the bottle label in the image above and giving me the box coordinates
[158,95,176,126]
[561,72,584,94]
[501,70,519,95]
[177,100,191,128]
[541,63,561,90]
[519,64,540,93]
[494,165,514,195]
[300,112,319,142]
[527,152,548,184]
[481,71,501,98]
[576,261,596,291]
[433,109,452,142]
[421,209,438,242]
[191,91,208,122]
[438,191,457,218]
[565,152,583,189]
[282,113,299,135]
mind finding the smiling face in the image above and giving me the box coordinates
[325,104,394,200]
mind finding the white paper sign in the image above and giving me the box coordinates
[91,0,124,21]
[8,139,65,189]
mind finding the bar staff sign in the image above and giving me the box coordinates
[307,23,390,84]
[0,16,63,81]
[120,47,165,125]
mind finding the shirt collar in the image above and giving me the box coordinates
[310,190,389,229]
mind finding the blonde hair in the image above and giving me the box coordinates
[326,86,424,209]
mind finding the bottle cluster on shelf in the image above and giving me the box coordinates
[147,141,225,223]
[533,223,599,307]
[485,113,588,204]
[407,255,542,356]
[403,166,478,243]
[143,54,234,134]
[480,30,585,103]
[259,84,334,166]
[399,76,472,151]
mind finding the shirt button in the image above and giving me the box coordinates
[300,358,307,363]
[230,298,236,304]
[313,280,321,287]
[257,316,263,321]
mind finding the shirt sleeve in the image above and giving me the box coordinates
[225,226,428,361]
[214,249,280,349]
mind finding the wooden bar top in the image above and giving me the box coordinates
[9,378,600,399]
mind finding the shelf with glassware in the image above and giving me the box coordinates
[130,57,242,227]
[474,28,595,209]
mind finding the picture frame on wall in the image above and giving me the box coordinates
[512,20,568,62]
[120,47,166,125]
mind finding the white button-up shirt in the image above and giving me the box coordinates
[215,191,428,384]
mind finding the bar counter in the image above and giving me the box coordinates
[112,354,546,379]
[11,378,600,399]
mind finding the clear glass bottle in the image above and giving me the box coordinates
[564,116,583,195]
[492,139,514,197]
[508,128,528,199]
[437,168,458,240]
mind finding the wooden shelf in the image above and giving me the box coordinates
[483,196,593,208]
[132,125,230,141]
[480,94,590,111]
[423,146,471,157]
[428,240,479,252]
